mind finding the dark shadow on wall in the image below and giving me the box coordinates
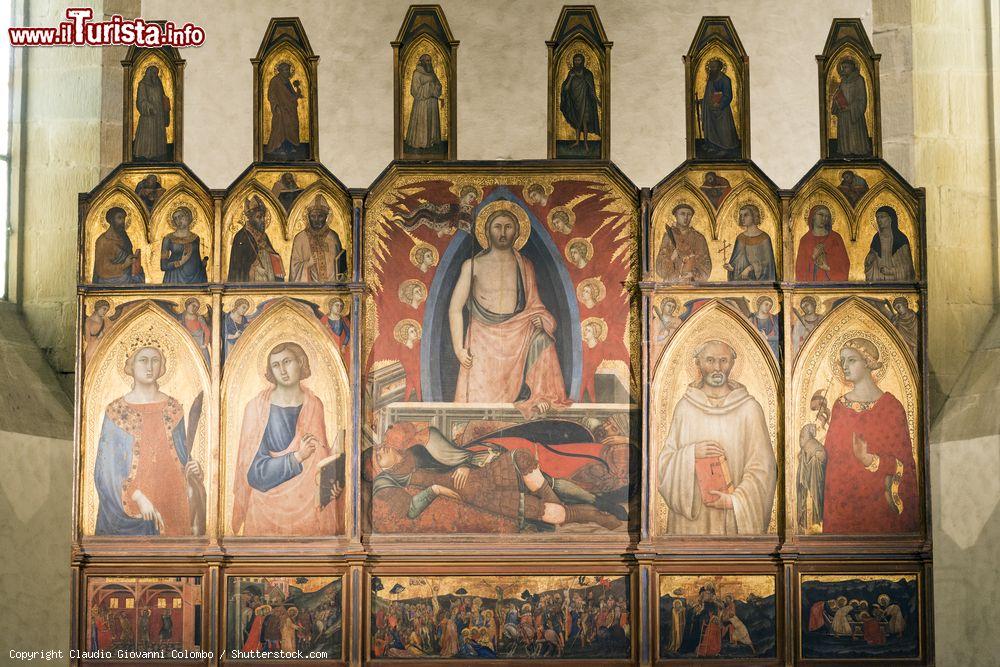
[0,302,74,657]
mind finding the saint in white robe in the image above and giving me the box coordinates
[656,383,776,535]
[832,605,854,636]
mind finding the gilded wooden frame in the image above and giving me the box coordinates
[392,5,458,161]
[364,560,637,666]
[684,17,750,162]
[546,5,612,160]
[792,560,931,665]
[252,18,320,163]
[651,560,783,665]
[71,11,933,666]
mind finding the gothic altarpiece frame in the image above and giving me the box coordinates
[392,5,458,161]
[72,9,932,666]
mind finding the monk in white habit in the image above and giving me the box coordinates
[657,339,776,535]
[404,53,443,150]
[448,209,570,418]
[231,341,342,536]
[289,194,347,282]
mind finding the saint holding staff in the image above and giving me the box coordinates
[447,204,570,417]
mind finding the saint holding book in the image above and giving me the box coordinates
[656,339,776,535]
[231,341,343,536]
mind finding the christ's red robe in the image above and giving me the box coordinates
[696,617,723,657]
[863,618,886,645]
[455,252,570,417]
[242,614,264,651]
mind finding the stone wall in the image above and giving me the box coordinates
[911,0,998,404]
[17,0,102,375]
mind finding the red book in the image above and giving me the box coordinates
[695,455,734,506]
[132,249,142,275]
[268,252,285,280]
[711,91,723,105]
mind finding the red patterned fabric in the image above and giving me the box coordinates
[822,392,918,534]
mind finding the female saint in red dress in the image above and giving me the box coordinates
[821,336,918,534]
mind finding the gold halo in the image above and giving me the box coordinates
[837,55,859,71]
[581,316,608,342]
[393,319,422,345]
[409,243,439,269]
[547,206,576,235]
[704,57,727,73]
[397,279,427,307]
[324,295,350,315]
[182,296,209,316]
[167,202,196,228]
[226,295,254,314]
[684,335,745,383]
[564,237,593,264]
[670,199,696,217]
[101,200,136,228]
[734,197,764,225]
[576,278,606,306]
[827,329,890,384]
[870,202,899,231]
[474,201,531,250]
[115,321,178,386]
[522,181,554,202]
[448,182,483,202]
[802,200,836,227]
[753,294,777,313]
[241,194,271,225]
[657,295,680,311]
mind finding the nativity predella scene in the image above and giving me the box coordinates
[68,8,931,666]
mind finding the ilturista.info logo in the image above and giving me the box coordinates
[8,8,204,47]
